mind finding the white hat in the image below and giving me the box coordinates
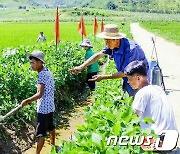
[79,39,93,48]
[96,24,126,39]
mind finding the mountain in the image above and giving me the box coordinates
[60,0,180,13]
[0,0,179,13]
[0,0,56,9]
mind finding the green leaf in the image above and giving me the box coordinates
[77,125,86,132]
[50,145,56,154]
[106,148,116,154]
[92,133,102,145]
[143,117,155,124]
[105,112,116,122]
[130,116,141,124]
[113,121,121,135]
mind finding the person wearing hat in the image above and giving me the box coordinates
[70,24,149,96]
[20,50,55,154]
[79,39,99,91]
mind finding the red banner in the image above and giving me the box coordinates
[78,15,86,39]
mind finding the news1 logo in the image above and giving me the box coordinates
[107,130,179,151]
[155,130,179,151]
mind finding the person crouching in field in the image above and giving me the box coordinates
[79,39,99,91]
[36,32,46,42]
[124,60,177,135]
[20,50,55,154]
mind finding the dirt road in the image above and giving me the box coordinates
[24,97,93,154]
[131,23,180,147]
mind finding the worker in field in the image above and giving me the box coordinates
[79,39,99,91]
[20,50,55,154]
[124,60,177,134]
[70,24,149,96]
[36,32,46,42]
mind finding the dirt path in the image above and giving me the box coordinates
[24,96,93,154]
[131,23,180,147]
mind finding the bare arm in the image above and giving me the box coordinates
[21,84,44,107]
[89,71,126,82]
[82,51,104,69]
[102,71,126,79]
[70,51,105,73]
[36,37,40,42]
[134,109,141,115]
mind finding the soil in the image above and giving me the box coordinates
[0,96,93,154]
[24,96,93,154]
[0,119,36,154]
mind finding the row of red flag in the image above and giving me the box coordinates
[78,15,105,39]
[54,7,105,48]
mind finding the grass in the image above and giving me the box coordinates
[140,21,180,45]
[0,21,132,49]
[0,22,91,48]
[0,8,180,22]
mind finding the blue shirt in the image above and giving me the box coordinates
[102,38,149,93]
[37,67,55,114]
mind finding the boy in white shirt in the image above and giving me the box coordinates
[124,60,177,135]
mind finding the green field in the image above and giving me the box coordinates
[0,6,180,153]
[0,8,180,22]
[0,22,91,48]
[0,21,132,49]
[140,21,180,45]
[0,8,180,49]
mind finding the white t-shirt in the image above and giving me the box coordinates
[37,35,46,41]
[133,85,177,134]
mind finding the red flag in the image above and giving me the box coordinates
[54,7,60,46]
[78,15,86,39]
[101,19,104,32]
[93,16,98,35]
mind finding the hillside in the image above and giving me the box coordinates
[0,0,179,13]
[0,0,56,9]
[61,0,180,13]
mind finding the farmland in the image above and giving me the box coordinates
[140,21,180,45]
[0,21,132,49]
[50,60,156,154]
[0,6,180,154]
[0,22,92,49]
[0,8,180,22]
[0,8,179,49]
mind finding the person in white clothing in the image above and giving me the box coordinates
[37,32,46,42]
[124,60,177,135]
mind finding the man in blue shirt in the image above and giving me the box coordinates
[70,24,148,96]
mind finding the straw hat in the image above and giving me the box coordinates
[79,39,93,48]
[26,50,45,63]
[96,24,126,39]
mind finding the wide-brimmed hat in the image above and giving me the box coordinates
[26,50,45,63]
[79,39,93,48]
[96,24,126,39]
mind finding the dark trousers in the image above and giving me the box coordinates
[36,112,55,138]
[86,72,97,91]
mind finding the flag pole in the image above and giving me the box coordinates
[55,6,57,51]
[94,16,96,42]
[101,18,104,32]
[81,14,83,42]
[55,6,60,51]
